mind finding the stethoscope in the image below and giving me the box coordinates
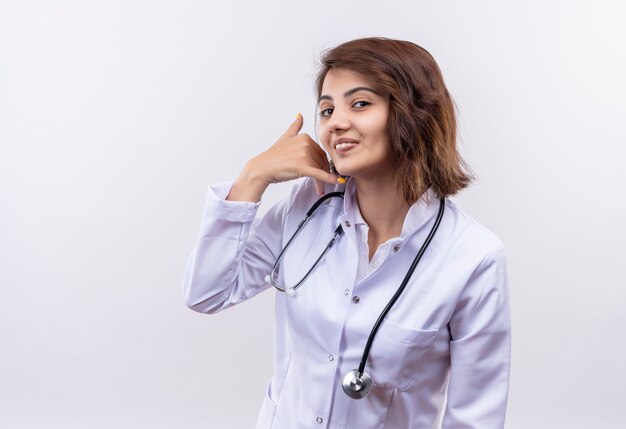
[265,191,445,399]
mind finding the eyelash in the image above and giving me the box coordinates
[319,101,371,118]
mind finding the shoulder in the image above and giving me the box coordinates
[282,178,318,215]
[442,198,506,268]
[440,200,510,309]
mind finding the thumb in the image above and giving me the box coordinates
[281,112,304,138]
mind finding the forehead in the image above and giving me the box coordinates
[320,69,376,94]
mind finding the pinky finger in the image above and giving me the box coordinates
[301,166,340,187]
[315,179,325,197]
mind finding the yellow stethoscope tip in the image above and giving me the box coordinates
[337,177,347,184]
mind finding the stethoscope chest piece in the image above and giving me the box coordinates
[342,369,372,399]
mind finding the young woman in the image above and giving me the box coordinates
[183,37,511,428]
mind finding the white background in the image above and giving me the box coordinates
[1,1,625,428]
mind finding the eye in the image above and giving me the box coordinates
[319,107,334,118]
[353,101,371,108]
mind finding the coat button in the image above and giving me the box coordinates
[393,244,401,253]
[328,354,334,361]
[316,416,323,424]
[344,288,350,296]
[352,296,360,304]
[344,220,351,228]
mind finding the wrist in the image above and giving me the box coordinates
[226,163,269,203]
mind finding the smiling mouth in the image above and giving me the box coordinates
[335,142,357,151]
[334,139,359,153]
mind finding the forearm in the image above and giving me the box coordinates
[183,182,269,313]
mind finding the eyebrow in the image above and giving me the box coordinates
[318,86,378,103]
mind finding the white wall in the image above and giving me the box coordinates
[1,1,625,428]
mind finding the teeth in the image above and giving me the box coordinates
[336,142,357,151]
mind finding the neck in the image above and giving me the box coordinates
[353,176,411,260]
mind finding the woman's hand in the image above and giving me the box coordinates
[227,114,339,202]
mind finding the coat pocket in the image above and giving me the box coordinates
[367,319,438,390]
[255,380,279,429]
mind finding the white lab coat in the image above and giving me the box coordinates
[183,177,510,429]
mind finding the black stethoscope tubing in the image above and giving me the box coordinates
[267,191,445,399]
[267,191,345,293]
[354,195,445,379]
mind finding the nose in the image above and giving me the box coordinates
[326,108,350,134]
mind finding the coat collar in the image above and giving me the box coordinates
[341,178,441,241]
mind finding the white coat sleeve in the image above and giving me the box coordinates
[182,181,294,314]
[442,245,511,428]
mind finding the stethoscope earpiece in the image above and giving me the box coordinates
[342,369,372,399]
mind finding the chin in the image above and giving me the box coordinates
[331,161,356,177]
[334,167,354,178]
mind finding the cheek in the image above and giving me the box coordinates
[317,128,332,152]
[373,119,390,146]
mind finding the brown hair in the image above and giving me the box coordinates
[315,37,473,202]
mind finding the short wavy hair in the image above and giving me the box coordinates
[315,37,473,203]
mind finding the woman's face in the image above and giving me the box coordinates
[317,69,393,181]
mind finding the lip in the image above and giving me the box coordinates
[333,138,359,153]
